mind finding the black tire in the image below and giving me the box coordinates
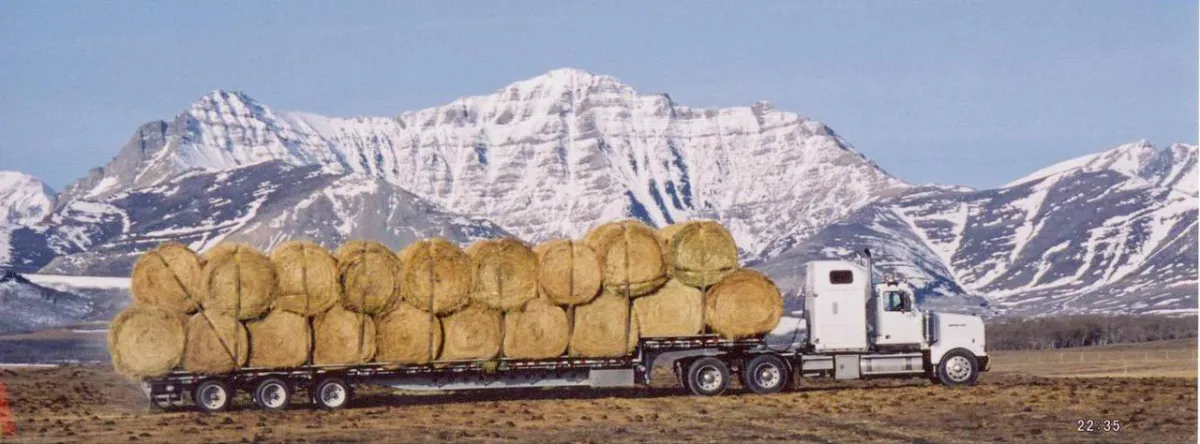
[936,349,980,387]
[686,357,731,396]
[742,354,789,394]
[192,380,233,413]
[254,378,292,411]
[312,378,352,410]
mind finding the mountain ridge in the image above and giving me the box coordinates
[0,68,1195,317]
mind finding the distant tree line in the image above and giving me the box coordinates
[985,314,1198,351]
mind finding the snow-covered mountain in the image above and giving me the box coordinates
[760,141,1198,315]
[0,68,1195,318]
[0,171,54,225]
[10,161,507,275]
[58,68,909,260]
[0,271,127,334]
[0,172,56,267]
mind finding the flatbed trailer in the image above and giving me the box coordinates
[142,332,986,412]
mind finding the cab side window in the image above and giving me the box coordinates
[884,292,904,312]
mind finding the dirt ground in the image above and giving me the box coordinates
[1,342,1196,443]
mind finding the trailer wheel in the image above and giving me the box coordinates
[686,357,731,396]
[193,380,233,413]
[936,349,980,387]
[254,378,292,411]
[313,378,351,410]
[742,355,789,394]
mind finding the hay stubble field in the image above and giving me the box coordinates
[1,339,1195,443]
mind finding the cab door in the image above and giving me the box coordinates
[874,289,924,347]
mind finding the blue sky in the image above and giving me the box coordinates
[1,1,1195,190]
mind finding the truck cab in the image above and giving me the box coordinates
[802,257,988,386]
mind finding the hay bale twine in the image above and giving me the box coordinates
[375,301,442,365]
[534,239,603,306]
[182,311,249,374]
[398,239,472,315]
[130,242,203,314]
[108,305,185,379]
[466,238,539,311]
[201,243,277,320]
[312,304,377,365]
[503,299,569,359]
[245,310,311,368]
[439,303,501,361]
[568,292,639,357]
[583,220,668,297]
[667,221,738,288]
[704,269,783,339]
[271,240,340,317]
[335,241,401,315]
[633,279,703,337]
[657,223,688,277]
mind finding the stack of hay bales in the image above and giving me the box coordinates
[109,219,785,379]
[111,243,202,378]
[241,241,338,369]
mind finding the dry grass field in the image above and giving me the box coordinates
[0,340,1194,443]
[990,338,1198,378]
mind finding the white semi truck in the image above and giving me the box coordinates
[144,250,988,412]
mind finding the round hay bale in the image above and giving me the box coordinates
[108,305,185,379]
[312,305,377,365]
[271,240,340,317]
[439,303,501,361]
[534,239,602,306]
[201,243,277,320]
[375,301,442,365]
[633,279,703,337]
[398,239,472,315]
[503,299,569,359]
[704,269,783,339]
[130,242,203,314]
[568,292,639,357]
[182,311,249,374]
[335,241,401,315]
[668,221,738,288]
[583,220,668,297]
[245,310,311,368]
[466,238,539,311]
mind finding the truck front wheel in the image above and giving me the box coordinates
[936,349,980,387]
[686,357,731,396]
[742,355,789,394]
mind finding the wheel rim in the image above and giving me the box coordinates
[946,356,973,382]
[696,365,723,392]
[260,383,287,409]
[754,363,782,389]
[320,383,346,408]
[199,385,226,410]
